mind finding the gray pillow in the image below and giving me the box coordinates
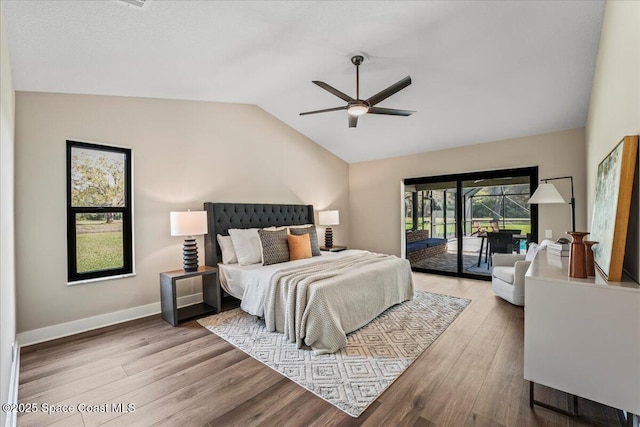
[258,228,290,265]
[289,225,321,256]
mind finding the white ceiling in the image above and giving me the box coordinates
[3,0,605,163]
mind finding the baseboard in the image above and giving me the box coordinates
[17,293,203,347]
[5,341,19,427]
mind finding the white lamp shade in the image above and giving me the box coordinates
[319,210,339,226]
[528,183,566,204]
[170,211,208,236]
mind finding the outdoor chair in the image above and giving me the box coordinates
[498,229,521,234]
[470,220,483,236]
[498,229,523,252]
[486,232,514,268]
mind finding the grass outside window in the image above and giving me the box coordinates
[75,220,124,273]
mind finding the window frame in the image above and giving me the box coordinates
[66,140,133,283]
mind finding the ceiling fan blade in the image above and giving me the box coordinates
[313,81,354,102]
[366,76,412,106]
[300,106,347,116]
[367,106,415,116]
[349,115,358,128]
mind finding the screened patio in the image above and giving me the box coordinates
[405,176,532,277]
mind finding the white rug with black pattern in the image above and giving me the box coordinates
[197,291,470,418]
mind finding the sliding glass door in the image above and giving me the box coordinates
[404,167,538,280]
[405,181,457,273]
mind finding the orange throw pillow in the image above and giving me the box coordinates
[288,233,312,261]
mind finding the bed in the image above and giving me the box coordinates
[204,202,414,354]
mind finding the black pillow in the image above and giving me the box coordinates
[258,228,290,265]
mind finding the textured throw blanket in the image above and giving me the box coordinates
[263,252,414,354]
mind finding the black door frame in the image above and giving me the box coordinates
[404,166,539,281]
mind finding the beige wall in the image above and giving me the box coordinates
[349,128,586,257]
[586,0,640,281]
[12,0,638,345]
[15,92,349,333]
[0,5,17,426]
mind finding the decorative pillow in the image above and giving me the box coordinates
[288,224,314,230]
[289,225,320,256]
[525,242,539,262]
[258,228,290,265]
[228,228,262,266]
[216,234,238,264]
[288,233,312,261]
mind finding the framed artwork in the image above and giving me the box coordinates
[590,135,638,281]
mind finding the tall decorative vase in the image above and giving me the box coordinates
[567,231,589,279]
[584,241,598,277]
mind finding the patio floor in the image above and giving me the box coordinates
[410,251,492,276]
[409,236,493,276]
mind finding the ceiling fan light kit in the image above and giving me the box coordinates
[348,103,368,116]
[300,55,415,128]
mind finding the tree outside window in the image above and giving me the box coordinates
[67,141,133,282]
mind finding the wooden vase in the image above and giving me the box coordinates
[584,240,598,277]
[567,231,589,279]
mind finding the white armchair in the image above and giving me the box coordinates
[492,242,539,306]
[491,253,530,306]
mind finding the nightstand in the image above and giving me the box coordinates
[320,245,347,252]
[160,266,219,326]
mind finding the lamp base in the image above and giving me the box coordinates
[324,226,333,248]
[182,238,198,272]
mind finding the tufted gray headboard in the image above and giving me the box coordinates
[203,202,315,265]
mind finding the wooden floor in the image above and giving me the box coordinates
[18,273,621,426]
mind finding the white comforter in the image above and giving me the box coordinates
[240,250,413,354]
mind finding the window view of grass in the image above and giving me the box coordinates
[406,218,531,235]
[76,217,124,273]
[405,183,532,237]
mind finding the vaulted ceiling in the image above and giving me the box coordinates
[3,1,605,163]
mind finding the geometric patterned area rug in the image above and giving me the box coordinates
[197,291,470,417]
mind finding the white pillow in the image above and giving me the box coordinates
[525,242,539,262]
[262,226,287,231]
[216,234,238,264]
[228,228,262,265]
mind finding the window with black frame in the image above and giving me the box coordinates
[67,140,133,282]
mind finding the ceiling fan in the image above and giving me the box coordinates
[300,55,415,128]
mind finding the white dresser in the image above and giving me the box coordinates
[524,253,640,417]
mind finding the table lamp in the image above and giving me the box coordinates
[319,210,339,248]
[170,211,208,272]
